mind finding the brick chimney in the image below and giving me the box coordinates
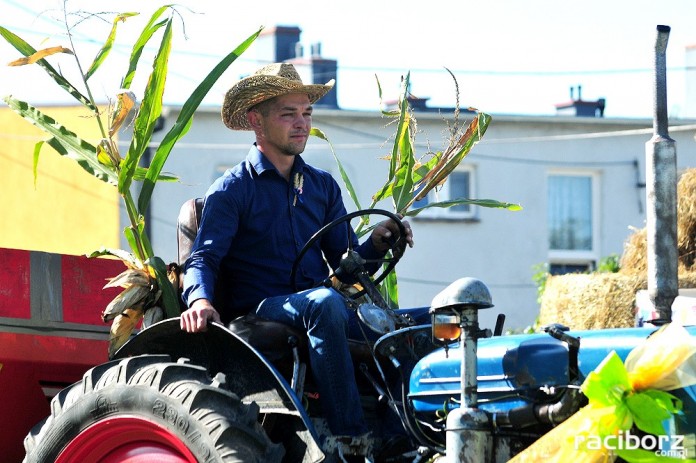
[255,26,339,109]
[555,85,606,117]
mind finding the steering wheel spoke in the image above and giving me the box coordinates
[363,257,397,265]
[344,222,355,251]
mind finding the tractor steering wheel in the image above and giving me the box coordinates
[290,209,408,302]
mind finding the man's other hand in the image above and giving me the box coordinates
[371,217,414,253]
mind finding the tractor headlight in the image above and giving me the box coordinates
[431,310,461,342]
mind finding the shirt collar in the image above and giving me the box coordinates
[247,144,307,176]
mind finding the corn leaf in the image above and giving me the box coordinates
[391,121,416,213]
[132,167,178,182]
[412,112,492,207]
[375,74,400,117]
[312,127,362,210]
[137,26,263,215]
[372,73,412,206]
[123,226,144,261]
[414,153,443,184]
[375,152,442,203]
[404,197,522,217]
[119,18,172,196]
[85,13,138,81]
[147,256,180,319]
[108,308,144,358]
[32,140,44,188]
[8,46,73,66]
[88,247,141,269]
[0,26,95,111]
[138,216,155,257]
[96,141,115,168]
[120,6,171,89]
[44,136,116,183]
[3,96,117,183]
[109,90,136,136]
[379,264,399,308]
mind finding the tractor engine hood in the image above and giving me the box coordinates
[408,326,696,416]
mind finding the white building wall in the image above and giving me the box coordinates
[686,45,696,118]
[132,106,696,332]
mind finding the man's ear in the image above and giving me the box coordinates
[247,110,262,130]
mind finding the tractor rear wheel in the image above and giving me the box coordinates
[22,355,284,463]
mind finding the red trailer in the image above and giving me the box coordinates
[0,247,125,462]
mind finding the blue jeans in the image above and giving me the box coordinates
[256,287,368,436]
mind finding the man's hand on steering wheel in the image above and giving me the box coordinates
[370,216,414,253]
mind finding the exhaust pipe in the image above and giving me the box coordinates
[645,25,677,325]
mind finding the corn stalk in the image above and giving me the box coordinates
[316,71,522,306]
[1,5,260,355]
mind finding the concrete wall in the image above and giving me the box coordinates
[137,105,696,331]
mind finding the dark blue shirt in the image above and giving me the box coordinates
[182,145,382,322]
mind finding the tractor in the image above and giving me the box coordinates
[11,23,696,463]
[17,201,696,462]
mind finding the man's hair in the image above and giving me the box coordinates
[249,97,275,118]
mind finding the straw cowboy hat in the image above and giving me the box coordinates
[222,62,335,130]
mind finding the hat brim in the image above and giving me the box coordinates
[222,76,335,131]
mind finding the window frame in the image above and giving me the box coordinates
[547,169,601,269]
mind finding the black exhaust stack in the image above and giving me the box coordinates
[645,25,677,325]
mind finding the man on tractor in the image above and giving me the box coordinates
[180,62,414,444]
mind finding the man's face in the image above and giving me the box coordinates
[254,93,313,157]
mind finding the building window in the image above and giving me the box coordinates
[548,262,593,275]
[547,171,599,272]
[412,166,475,219]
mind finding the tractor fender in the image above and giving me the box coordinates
[113,318,324,461]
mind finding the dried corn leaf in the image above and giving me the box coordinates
[167,262,181,291]
[143,306,164,328]
[8,46,73,66]
[103,267,150,289]
[109,90,136,136]
[101,284,151,322]
[108,307,143,357]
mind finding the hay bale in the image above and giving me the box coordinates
[678,168,696,270]
[621,167,696,274]
[539,271,696,330]
[539,273,644,330]
[619,227,647,276]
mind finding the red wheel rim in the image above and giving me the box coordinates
[56,415,198,463]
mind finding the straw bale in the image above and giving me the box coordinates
[539,271,696,330]
[677,168,696,269]
[621,168,696,274]
[619,227,647,276]
[538,273,644,330]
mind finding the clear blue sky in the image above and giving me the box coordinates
[2,0,696,119]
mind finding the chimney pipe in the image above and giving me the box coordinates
[645,24,678,325]
[294,42,303,58]
[577,85,582,101]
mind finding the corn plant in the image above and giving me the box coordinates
[1,5,261,355]
[313,71,522,306]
